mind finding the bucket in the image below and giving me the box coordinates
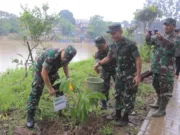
[85,77,104,91]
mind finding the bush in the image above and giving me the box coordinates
[138,43,152,63]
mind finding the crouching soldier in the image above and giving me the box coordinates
[26,45,77,128]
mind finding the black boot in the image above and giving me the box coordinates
[150,94,160,109]
[117,112,129,127]
[26,109,35,128]
[115,109,121,121]
[101,100,107,110]
[152,96,168,117]
[106,109,121,120]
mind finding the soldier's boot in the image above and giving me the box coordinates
[150,94,160,109]
[117,112,129,127]
[26,109,35,128]
[101,100,107,110]
[152,96,168,117]
[106,109,121,121]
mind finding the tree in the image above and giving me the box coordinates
[0,11,19,35]
[121,20,129,28]
[134,5,162,32]
[145,0,180,20]
[17,3,57,79]
[59,10,76,25]
[87,15,109,39]
[58,18,75,36]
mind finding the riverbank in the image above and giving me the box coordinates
[0,58,155,135]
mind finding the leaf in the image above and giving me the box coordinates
[87,92,106,100]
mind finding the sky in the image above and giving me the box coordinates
[0,0,146,22]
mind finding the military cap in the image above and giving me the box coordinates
[164,18,176,27]
[107,23,122,33]
[64,45,77,62]
[94,36,106,47]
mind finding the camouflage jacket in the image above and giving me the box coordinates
[34,48,63,75]
[108,37,140,77]
[95,46,116,72]
[146,32,180,75]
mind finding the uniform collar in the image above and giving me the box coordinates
[115,37,126,46]
[164,31,176,38]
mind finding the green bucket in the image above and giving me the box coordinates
[85,77,104,91]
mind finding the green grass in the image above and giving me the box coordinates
[0,58,96,111]
[0,58,154,135]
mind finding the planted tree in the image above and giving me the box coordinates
[54,75,105,124]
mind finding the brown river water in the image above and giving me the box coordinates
[0,39,96,73]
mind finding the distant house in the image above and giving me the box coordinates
[76,19,89,28]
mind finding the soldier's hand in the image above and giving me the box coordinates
[94,63,99,71]
[133,75,141,86]
[95,68,100,74]
[156,32,163,40]
[48,87,56,96]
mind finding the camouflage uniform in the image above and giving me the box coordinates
[108,37,140,114]
[146,18,180,117]
[146,31,180,98]
[95,46,116,101]
[27,46,77,111]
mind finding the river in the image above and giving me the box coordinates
[0,39,96,73]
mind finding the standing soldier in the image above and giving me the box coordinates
[26,45,77,128]
[146,18,180,117]
[94,36,116,110]
[175,28,180,78]
[94,23,142,127]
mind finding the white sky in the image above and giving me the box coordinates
[0,0,146,22]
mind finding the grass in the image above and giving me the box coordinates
[0,58,154,135]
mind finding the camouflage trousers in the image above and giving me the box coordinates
[115,73,138,114]
[152,73,174,98]
[27,72,60,111]
[100,70,116,101]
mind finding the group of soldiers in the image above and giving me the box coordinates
[26,18,180,129]
[94,18,180,126]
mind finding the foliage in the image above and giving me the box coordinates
[54,64,105,123]
[138,43,152,63]
[98,126,113,135]
[146,0,180,20]
[123,26,137,40]
[87,15,110,39]
[59,10,76,25]
[0,11,19,35]
[134,5,162,31]
[19,3,57,47]
[58,18,75,36]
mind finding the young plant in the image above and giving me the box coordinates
[54,76,106,124]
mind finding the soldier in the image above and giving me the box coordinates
[94,36,116,110]
[146,18,180,117]
[175,28,180,78]
[26,45,77,128]
[94,23,142,127]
